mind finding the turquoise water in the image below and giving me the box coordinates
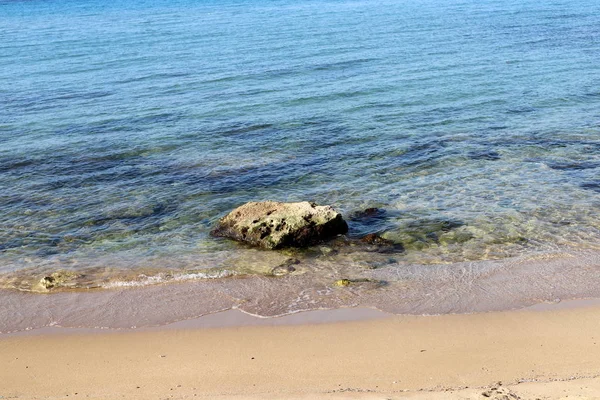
[2,0,600,294]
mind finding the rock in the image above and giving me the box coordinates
[334,279,352,287]
[360,233,394,246]
[212,201,348,249]
[39,276,56,289]
[271,264,297,276]
[349,207,399,239]
[359,233,404,253]
[481,386,521,400]
[271,258,300,276]
[333,278,387,288]
[352,207,384,218]
[38,270,80,291]
[319,246,335,255]
[349,207,389,224]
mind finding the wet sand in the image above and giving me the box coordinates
[3,302,600,400]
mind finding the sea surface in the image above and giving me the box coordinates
[2,0,600,331]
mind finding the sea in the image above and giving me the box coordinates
[1,0,600,332]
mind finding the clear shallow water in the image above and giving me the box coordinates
[1,0,600,327]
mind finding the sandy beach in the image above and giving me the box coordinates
[2,302,600,400]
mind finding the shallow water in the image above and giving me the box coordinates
[4,250,600,333]
[1,0,600,330]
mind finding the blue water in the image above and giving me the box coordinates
[2,0,600,291]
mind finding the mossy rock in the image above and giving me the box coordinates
[212,201,348,249]
[334,279,352,287]
[333,278,386,288]
[36,270,80,291]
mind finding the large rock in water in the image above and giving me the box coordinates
[212,201,348,249]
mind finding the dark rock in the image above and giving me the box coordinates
[360,233,394,246]
[271,258,300,276]
[211,201,348,249]
[359,233,404,253]
[348,207,399,238]
[40,276,56,289]
[350,207,387,221]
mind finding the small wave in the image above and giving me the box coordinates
[101,269,237,289]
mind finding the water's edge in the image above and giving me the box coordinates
[3,249,600,334]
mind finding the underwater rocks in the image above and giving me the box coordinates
[271,258,300,276]
[351,207,385,220]
[348,207,399,239]
[359,233,405,253]
[212,201,348,249]
[212,203,470,254]
[37,270,80,291]
[360,233,394,246]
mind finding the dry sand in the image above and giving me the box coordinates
[3,302,600,400]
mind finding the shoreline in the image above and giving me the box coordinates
[4,301,600,399]
[4,248,600,334]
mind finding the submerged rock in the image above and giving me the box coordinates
[351,207,386,220]
[39,276,56,289]
[348,207,401,239]
[37,270,80,291]
[359,233,405,254]
[360,233,394,246]
[349,207,390,227]
[271,258,300,276]
[212,201,348,249]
